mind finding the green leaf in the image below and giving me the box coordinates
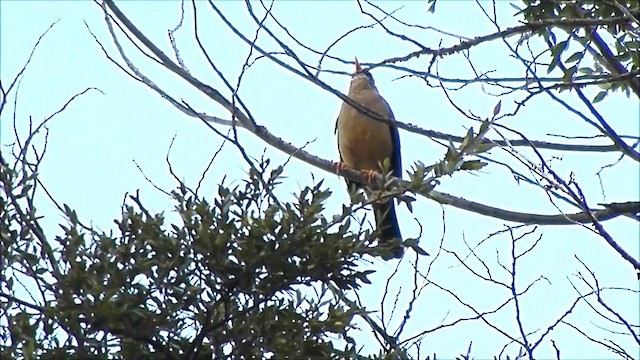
[616,52,631,62]
[593,91,607,103]
[460,160,487,171]
[547,60,558,74]
[470,142,495,154]
[460,128,474,149]
[573,35,589,45]
[625,40,640,50]
[493,100,502,117]
[400,194,416,212]
[402,238,418,247]
[479,120,491,134]
[445,141,459,160]
[563,65,577,84]
[578,67,594,75]
[427,0,436,13]
[402,239,429,256]
[548,40,569,74]
[565,51,583,63]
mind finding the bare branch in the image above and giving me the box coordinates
[100,0,639,232]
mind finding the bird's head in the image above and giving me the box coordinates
[350,57,376,91]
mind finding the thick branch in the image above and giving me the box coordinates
[569,5,640,97]
[541,37,640,162]
[423,128,629,153]
[589,29,640,96]
[430,191,639,225]
[374,16,637,67]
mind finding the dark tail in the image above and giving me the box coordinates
[373,200,404,259]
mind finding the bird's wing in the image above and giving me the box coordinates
[377,97,401,179]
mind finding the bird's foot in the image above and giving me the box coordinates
[362,169,379,184]
[333,161,348,174]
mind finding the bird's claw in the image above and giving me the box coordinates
[363,169,379,184]
[333,161,347,174]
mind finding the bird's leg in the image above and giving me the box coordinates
[333,163,380,184]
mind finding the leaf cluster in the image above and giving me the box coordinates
[1,158,398,359]
[520,0,639,101]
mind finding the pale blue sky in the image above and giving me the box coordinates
[2,1,639,358]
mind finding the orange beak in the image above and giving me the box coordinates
[354,57,363,73]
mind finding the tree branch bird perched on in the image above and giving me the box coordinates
[335,58,404,259]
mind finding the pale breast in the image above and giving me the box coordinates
[337,90,394,171]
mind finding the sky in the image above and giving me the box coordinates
[1,1,639,359]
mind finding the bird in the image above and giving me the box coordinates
[335,58,404,259]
